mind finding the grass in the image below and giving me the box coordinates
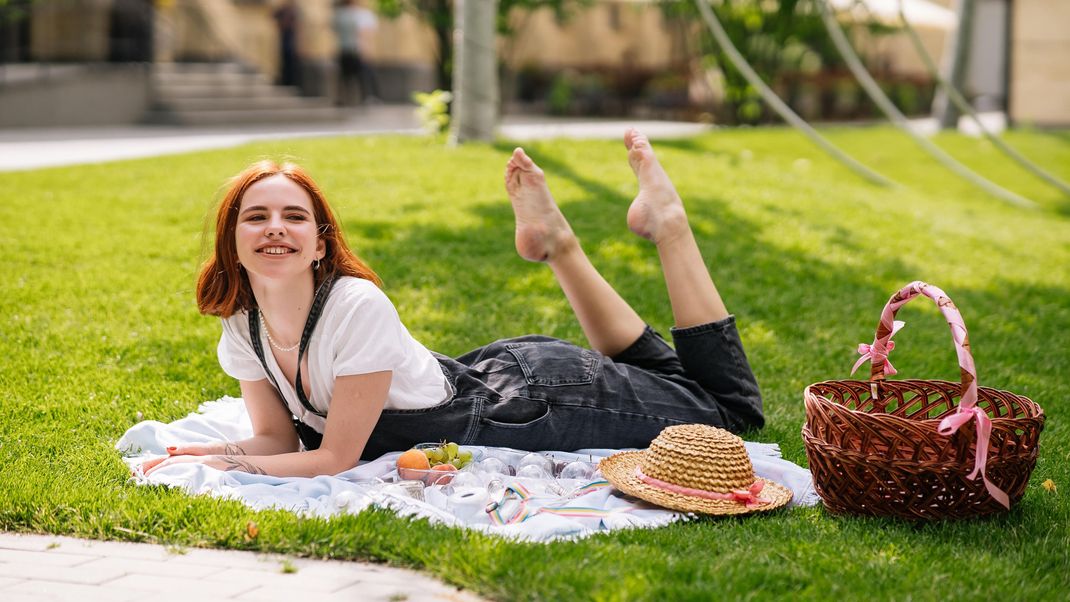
[1,125,1068,601]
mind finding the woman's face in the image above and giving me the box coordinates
[235,174,325,283]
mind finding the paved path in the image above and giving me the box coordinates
[0,532,485,602]
[0,105,710,172]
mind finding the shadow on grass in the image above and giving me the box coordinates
[333,156,1066,469]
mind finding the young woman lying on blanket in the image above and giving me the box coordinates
[142,130,763,477]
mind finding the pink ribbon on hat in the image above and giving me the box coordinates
[634,466,770,509]
[852,320,906,376]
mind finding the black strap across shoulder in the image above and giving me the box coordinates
[248,278,335,446]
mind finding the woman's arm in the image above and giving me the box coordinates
[139,379,299,472]
[144,371,392,477]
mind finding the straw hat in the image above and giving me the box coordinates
[600,424,793,515]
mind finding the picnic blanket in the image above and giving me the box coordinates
[117,397,819,542]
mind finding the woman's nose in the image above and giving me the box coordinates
[265,215,286,237]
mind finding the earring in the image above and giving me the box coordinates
[313,258,321,270]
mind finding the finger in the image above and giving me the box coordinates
[168,445,208,457]
[142,457,168,475]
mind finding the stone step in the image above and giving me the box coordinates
[155,83,297,99]
[154,62,247,75]
[143,106,344,126]
[153,71,269,87]
[160,95,332,112]
[146,62,339,125]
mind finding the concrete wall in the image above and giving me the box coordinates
[1011,0,1070,125]
[30,0,112,61]
[503,5,689,70]
[0,64,151,127]
[967,0,1008,111]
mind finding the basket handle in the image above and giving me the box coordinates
[855,281,1009,508]
[865,281,977,406]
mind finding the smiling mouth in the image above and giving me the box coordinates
[257,246,297,255]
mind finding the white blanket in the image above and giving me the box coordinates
[117,397,819,542]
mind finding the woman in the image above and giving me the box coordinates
[143,130,762,477]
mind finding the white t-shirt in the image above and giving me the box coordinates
[216,277,452,434]
[333,7,377,54]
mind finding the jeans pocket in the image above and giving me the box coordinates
[481,395,551,428]
[505,341,598,387]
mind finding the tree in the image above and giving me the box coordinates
[450,0,498,143]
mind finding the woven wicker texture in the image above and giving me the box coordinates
[600,424,793,515]
[803,380,1043,519]
[803,282,1045,520]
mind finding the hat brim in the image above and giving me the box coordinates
[600,450,793,516]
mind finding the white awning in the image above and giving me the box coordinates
[826,0,957,30]
[605,0,957,31]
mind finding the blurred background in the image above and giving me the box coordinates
[0,0,1065,130]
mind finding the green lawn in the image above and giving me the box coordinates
[1,126,1068,600]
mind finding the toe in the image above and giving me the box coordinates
[512,147,533,167]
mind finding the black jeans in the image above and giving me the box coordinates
[337,50,379,105]
[359,317,762,459]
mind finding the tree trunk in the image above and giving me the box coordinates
[450,0,498,144]
[933,0,976,130]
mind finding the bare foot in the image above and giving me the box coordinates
[504,148,576,262]
[624,129,689,244]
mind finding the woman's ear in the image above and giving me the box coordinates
[316,238,326,260]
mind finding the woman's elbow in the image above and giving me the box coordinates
[315,447,360,475]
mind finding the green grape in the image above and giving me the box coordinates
[429,448,446,464]
[445,442,460,460]
[457,450,473,467]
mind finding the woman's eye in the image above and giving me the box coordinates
[246,215,265,221]
[287,214,307,221]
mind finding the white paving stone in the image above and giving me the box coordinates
[0,593,53,602]
[6,579,144,602]
[162,547,302,571]
[0,529,486,600]
[0,561,127,585]
[0,575,25,588]
[234,584,357,601]
[75,556,225,579]
[0,533,68,552]
[105,573,257,597]
[200,566,360,592]
[0,547,100,566]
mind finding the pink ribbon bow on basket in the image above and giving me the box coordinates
[852,320,905,376]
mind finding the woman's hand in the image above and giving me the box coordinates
[143,453,268,476]
[138,442,223,474]
[142,453,231,477]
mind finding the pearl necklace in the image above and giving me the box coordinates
[260,312,299,353]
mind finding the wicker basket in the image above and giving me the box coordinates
[803,281,1045,519]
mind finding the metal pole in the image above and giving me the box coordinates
[897,0,1069,197]
[694,0,897,188]
[815,0,1036,208]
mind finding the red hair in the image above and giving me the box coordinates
[196,160,381,317]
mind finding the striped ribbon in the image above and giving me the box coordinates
[486,480,621,526]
